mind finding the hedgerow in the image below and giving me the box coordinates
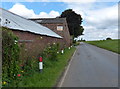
[2,27,21,87]
[2,27,71,87]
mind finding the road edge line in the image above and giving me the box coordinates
[58,47,78,87]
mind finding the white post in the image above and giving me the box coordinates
[39,62,43,72]
[39,57,43,72]
[69,47,70,49]
[61,50,64,54]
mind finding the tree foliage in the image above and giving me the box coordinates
[106,37,112,40]
[59,9,84,37]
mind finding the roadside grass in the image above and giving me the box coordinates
[0,70,1,88]
[86,39,120,54]
[18,47,76,87]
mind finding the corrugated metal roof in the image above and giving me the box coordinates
[0,8,62,38]
[29,18,66,24]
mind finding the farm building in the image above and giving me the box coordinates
[29,18,71,47]
[0,8,68,58]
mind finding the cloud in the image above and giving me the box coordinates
[37,10,60,18]
[25,0,34,2]
[57,0,119,2]
[49,10,60,17]
[66,2,118,40]
[8,2,118,40]
[80,26,118,41]
[9,3,35,18]
[24,0,51,2]
[2,0,119,2]
[85,4,118,29]
[57,0,96,3]
[9,3,60,18]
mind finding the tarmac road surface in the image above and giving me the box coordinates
[60,42,118,87]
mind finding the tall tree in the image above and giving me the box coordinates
[59,9,84,37]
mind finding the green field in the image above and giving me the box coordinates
[86,39,120,54]
[18,47,76,87]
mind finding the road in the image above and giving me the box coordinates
[59,42,118,87]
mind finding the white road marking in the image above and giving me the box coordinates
[58,48,78,87]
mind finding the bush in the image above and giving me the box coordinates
[2,27,39,87]
[73,42,80,46]
[41,43,60,61]
[20,58,38,77]
[2,27,20,87]
[73,40,76,44]
[106,37,112,40]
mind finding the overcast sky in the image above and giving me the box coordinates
[1,0,119,41]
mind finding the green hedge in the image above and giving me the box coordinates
[2,27,21,87]
[2,27,75,87]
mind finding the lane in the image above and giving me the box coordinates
[61,42,118,87]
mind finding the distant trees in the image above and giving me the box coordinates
[106,37,112,40]
[59,9,84,37]
[78,38,86,42]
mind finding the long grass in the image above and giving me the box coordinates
[18,47,76,87]
[86,39,120,54]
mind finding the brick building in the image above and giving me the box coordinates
[29,18,71,47]
[0,8,65,58]
[13,30,64,59]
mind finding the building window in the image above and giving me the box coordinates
[57,26,63,31]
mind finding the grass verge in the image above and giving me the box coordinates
[86,39,120,54]
[18,47,76,87]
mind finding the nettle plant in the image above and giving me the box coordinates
[2,27,21,87]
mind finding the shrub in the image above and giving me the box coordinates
[2,27,20,87]
[42,43,60,61]
[23,56,38,73]
[73,42,80,46]
[106,37,112,40]
[73,40,76,44]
